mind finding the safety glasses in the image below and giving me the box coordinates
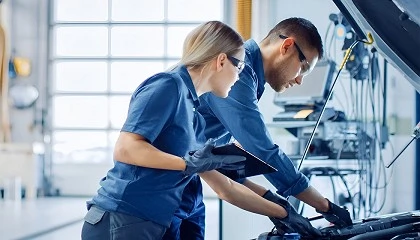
[279,34,311,76]
[227,56,245,74]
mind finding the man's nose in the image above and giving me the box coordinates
[294,75,303,85]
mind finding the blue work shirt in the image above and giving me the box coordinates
[88,66,206,228]
[198,40,309,197]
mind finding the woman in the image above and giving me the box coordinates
[81,21,288,240]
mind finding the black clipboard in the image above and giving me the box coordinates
[212,143,277,179]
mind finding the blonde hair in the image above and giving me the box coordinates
[180,21,243,69]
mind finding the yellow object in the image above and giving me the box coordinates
[339,48,352,70]
[13,57,31,77]
[366,32,374,45]
[294,109,314,119]
[0,14,12,143]
[236,0,252,40]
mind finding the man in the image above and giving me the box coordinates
[197,17,352,232]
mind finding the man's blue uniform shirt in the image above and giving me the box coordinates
[88,66,206,228]
[198,39,309,197]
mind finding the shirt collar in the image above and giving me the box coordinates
[175,65,200,103]
[244,40,265,83]
[244,39,266,99]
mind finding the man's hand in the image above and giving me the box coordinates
[263,190,321,237]
[316,199,352,228]
[183,139,246,175]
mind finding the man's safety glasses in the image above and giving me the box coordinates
[279,34,311,76]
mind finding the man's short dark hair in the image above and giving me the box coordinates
[265,17,324,59]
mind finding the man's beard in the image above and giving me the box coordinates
[265,62,288,92]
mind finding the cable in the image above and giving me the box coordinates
[349,72,358,120]
[324,21,333,60]
[360,51,395,215]
[330,166,356,219]
[301,167,356,219]
[390,232,420,240]
[367,85,389,214]
[338,76,352,116]
[348,40,394,216]
[330,174,338,204]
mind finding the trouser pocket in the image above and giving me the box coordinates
[110,211,166,240]
[84,206,106,225]
[81,206,110,240]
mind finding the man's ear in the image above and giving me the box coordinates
[280,38,294,56]
[215,53,227,72]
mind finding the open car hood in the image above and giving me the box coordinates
[333,0,420,91]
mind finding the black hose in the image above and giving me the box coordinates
[348,223,420,240]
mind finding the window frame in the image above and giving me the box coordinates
[48,0,228,165]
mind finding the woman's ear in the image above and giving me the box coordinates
[215,53,227,72]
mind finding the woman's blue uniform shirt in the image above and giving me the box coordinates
[88,66,206,228]
[198,39,310,197]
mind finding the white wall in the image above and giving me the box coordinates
[7,0,48,144]
[2,0,49,197]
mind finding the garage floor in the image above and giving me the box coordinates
[0,198,219,240]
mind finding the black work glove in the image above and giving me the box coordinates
[183,139,246,175]
[263,190,322,238]
[316,198,352,228]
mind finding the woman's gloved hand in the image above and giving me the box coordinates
[263,190,322,238]
[183,139,246,175]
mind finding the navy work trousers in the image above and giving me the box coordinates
[163,176,206,240]
[81,206,166,240]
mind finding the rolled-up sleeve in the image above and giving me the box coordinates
[199,67,309,197]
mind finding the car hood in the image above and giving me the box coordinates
[333,0,420,91]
